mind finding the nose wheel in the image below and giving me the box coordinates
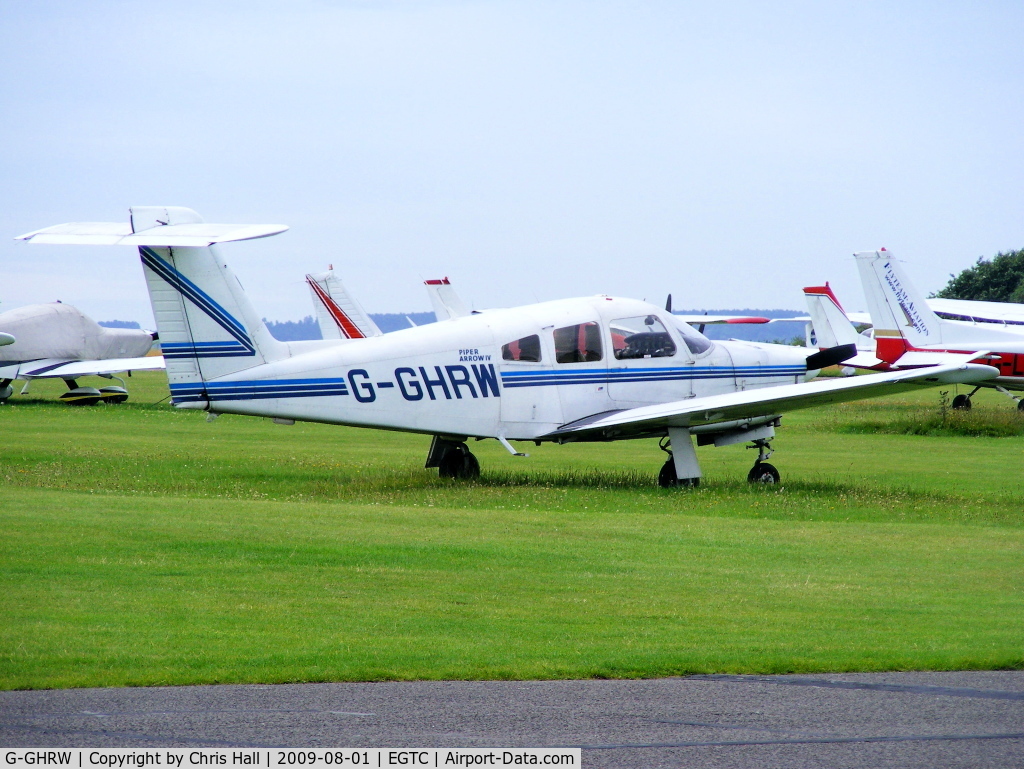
[747,438,780,484]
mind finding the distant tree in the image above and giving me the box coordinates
[263,315,322,341]
[99,320,142,329]
[933,249,1024,303]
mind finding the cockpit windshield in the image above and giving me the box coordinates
[669,316,713,355]
[609,315,676,359]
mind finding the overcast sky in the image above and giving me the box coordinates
[2,1,1023,325]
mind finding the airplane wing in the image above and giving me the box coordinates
[19,356,165,379]
[674,315,770,325]
[543,361,997,441]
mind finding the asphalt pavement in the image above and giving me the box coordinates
[3,672,1023,768]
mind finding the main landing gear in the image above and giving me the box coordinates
[426,435,481,480]
[658,437,699,488]
[952,385,1024,412]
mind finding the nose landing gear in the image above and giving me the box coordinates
[746,438,780,484]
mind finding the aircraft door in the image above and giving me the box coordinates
[498,331,564,436]
[551,320,614,424]
[607,314,693,408]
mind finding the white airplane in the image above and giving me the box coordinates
[0,301,164,405]
[928,297,1024,327]
[17,207,998,486]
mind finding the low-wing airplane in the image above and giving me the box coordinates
[0,301,164,405]
[17,207,998,485]
[803,250,1024,411]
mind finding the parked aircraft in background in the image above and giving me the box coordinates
[802,250,1024,411]
[306,267,382,340]
[18,208,998,485]
[0,302,164,405]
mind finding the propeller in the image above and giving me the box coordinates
[805,343,858,371]
[665,294,673,313]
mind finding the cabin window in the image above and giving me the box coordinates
[553,322,603,363]
[669,316,713,355]
[610,315,676,359]
[501,334,542,362]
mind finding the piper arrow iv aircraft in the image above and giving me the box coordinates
[17,207,999,486]
[0,302,164,404]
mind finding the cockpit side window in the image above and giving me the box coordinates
[501,334,542,362]
[553,322,603,363]
[670,316,713,355]
[610,315,676,359]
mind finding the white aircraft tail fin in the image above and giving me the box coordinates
[19,206,291,388]
[425,278,469,320]
[855,249,947,362]
[306,268,382,340]
[140,242,288,384]
[854,249,1024,362]
[803,283,864,349]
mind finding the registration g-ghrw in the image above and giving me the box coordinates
[17,207,999,486]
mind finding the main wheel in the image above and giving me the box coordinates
[658,458,699,488]
[747,462,781,484]
[438,447,480,479]
[1018,399,1024,413]
[951,394,972,411]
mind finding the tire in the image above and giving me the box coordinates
[951,394,972,411]
[458,451,480,480]
[658,458,699,488]
[1018,399,1024,413]
[747,462,781,484]
[438,447,480,480]
[658,458,678,488]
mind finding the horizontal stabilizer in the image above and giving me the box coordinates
[17,221,287,247]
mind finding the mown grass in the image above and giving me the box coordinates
[1,373,1023,689]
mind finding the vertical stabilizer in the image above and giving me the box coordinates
[803,283,863,350]
[132,207,288,386]
[425,278,469,320]
[854,250,943,362]
[306,269,382,340]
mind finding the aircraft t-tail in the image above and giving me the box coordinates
[18,208,999,486]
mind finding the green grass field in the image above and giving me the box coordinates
[2,372,1023,689]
